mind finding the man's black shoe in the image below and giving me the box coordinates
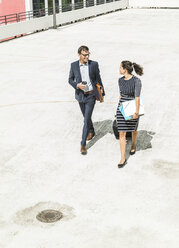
[81,146,87,155]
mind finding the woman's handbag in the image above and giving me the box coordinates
[118,99,144,120]
[96,83,104,102]
[113,119,119,139]
[113,118,131,139]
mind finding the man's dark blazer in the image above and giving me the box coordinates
[68,60,105,102]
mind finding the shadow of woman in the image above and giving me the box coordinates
[86,119,155,158]
[125,130,155,160]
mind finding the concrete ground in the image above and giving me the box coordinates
[0,8,179,248]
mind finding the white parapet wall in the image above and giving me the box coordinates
[0,0,128,41]
[129,0,179,8]
[56,1,128,24]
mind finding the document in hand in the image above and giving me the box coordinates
[118,99,144,120]
[96,83,104,102]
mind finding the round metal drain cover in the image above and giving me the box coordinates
[36,209,63,223]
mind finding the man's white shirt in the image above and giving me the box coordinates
[79,61,93,92]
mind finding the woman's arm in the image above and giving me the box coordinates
[118,78,122,102]
[133,97,140,119]
[133,77,142,119]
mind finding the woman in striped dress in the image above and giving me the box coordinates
[117,61,143,168]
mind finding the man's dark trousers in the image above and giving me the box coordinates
[79,93,96,146]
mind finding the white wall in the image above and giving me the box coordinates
[129,0,179,8]
[25,0,33,12]
[0,1,128,41]
[56,1,128,24]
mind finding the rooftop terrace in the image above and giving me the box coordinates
[0,8,179,248]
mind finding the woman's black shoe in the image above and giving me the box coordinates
[118,160,127,168]
[130,149,136,155]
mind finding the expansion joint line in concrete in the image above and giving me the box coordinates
[129,7,179,9]
[0,100,116,109]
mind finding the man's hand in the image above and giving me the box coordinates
[77,83,86,91]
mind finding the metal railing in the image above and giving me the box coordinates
[0,0,120,26]
[0,7,57,25]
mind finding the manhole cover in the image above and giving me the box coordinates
[36,209,63,223]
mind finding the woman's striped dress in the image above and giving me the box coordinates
[116,76,142,132]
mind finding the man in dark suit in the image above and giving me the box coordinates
[68,45,105,155]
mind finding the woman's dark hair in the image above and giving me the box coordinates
[121,60,144,76]
[78,45,89,54]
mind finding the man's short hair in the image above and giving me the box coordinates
[78,46,89,54]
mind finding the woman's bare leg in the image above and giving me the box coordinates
[131,131,138,152]
[119,132,126,163]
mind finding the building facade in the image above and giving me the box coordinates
[0,0,25,16]
[0,0,71,15]
[0,0,105,18]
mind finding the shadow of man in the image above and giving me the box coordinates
[86,119,113,149]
